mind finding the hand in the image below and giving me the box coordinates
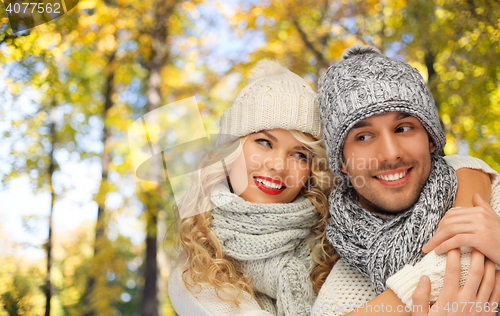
[412,248,500,316]
[422,193,500,265]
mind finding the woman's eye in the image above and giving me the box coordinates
[357,134,372,141]
[294,152,310,162]
[396,126,412,133]
[255,139,272,148]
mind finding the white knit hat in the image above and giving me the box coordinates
[216,59,321,146]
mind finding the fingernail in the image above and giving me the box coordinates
[419,276,427,286]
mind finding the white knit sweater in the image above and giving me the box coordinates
[168,261,272,316]
[168,155,500,316]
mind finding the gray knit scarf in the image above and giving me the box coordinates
[326,154,458,294]
[210,185,318,316]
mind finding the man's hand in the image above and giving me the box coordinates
[412,248,500,316]
[422,193,500,265]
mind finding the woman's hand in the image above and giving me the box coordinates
[422,194,500,265]
[412,248,500,316]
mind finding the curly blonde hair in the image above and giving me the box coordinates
[173,130,338,306]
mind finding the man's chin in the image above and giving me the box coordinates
[376,202,414,214]
[359,193,419,214]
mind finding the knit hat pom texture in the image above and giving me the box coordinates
[341,45,381,60]
[248,59,287,81]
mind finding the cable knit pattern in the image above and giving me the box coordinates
[216,59,321,147]
[318,45,445,176]
[210,185,318,316]
[326,153,457,294]
[312,155,500,316]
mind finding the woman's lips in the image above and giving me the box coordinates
[253,176,286,195]
[254,176,286,186]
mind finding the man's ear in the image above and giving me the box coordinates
[429,140,436,153]
[341,161,348,174]
[340,153,349,174]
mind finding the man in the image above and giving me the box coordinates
[312,45,500,315]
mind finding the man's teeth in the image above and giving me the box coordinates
[376,170,408,181]
[255,177,284,189]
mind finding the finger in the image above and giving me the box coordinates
[433,206,494,231]
[473,193,496,214]
[476,258,496,303]
[425,223,476,253]
[412,276,431,316]
[442,248,461,292]
[423,209,479,253]
[488,270,500,309]
[434,210,488,234]
[462,249,486,298]
[434,234,476,255]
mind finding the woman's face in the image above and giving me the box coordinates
[229,129,313,204]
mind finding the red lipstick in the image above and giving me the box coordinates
[253,176,286,195]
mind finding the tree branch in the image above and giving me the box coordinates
[292,19,328,69]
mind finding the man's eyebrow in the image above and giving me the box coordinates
[396,113,412,120]
[351,120,371,130]
[261,130,278,142]
[351,113,412,130]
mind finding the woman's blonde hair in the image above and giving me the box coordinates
[174,130,338,305]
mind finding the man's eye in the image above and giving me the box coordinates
[255,139,272,148]
[357,134,372,141]
[396,126,412,133]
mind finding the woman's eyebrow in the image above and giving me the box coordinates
[261,130,278,142]
[292,146,311,152]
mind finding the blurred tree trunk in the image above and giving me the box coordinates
[83,49,117,316]
[44,101,57,316]
[140,1,179,315]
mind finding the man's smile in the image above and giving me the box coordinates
[373,167,413,187]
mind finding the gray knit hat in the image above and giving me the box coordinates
[216,59,321,147]
[318,45,445,175]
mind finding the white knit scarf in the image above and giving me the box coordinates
[326,153,458,294]
[210,185,318,316]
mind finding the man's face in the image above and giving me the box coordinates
[341,112,436,214]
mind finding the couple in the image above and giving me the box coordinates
[168,45,500,316]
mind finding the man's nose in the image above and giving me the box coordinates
[377,132,403,163]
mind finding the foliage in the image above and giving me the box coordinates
[0,0,498,315]
[231,0,500,172]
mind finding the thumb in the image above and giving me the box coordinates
[412,276,431,316]
[472,192,492,211]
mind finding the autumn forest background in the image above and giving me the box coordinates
[0,0,499,315]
